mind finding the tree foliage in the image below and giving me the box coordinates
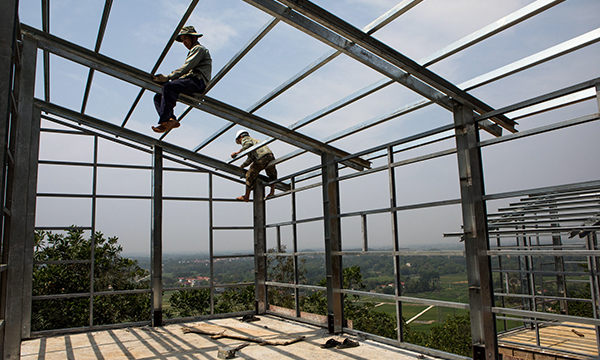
[32,229,150,331]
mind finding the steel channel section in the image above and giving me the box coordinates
[321,153,343,333]
[20,25,368,171]
[361,214,367,252]
[151,146,163,326]
[42,0,49,102]
[89,135,99,327]
[20,108,41,340]
[121,0,199,127]
[235,0,573,162]
[272,25,600,169]
[0,1,18,355]
[387,147,404,341]
[32,99,288,190]
[253,182,267,314]
[291,178,300,317]
[3,35,36,360]
[273,0,516,132]
[209,174,214,314]
[585,232,600,352]
[453,104,498,360]
[223,1,419,158]
[81,0,113,113]
[274,27,600,168]
[243,0,453,111]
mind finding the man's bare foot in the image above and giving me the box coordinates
[265,192,275,200]
[236,195,249,202]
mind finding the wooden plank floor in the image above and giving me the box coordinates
[498,322,599,358]
[21,315,425,360]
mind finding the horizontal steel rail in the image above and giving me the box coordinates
[341,288,470,310]
[492,307,600,327]
[488,249,600,256]
[483,180,600,202]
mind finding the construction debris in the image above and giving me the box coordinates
[182,323,304,345]
[217,343,249,359]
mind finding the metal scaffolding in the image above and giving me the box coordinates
[1,0,599,359]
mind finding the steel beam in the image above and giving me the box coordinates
[253,182,267,314]
[200,1,421,152]
[33,99,290,191]
[151,146,163,327]
[321,153,343,333]
[233,0,571,161]
[21,25,369,170]
[20,107,41,339]
[81,0,113,113]
[453,104,497,360]
[271,0,516,131]
[243,0,454,111]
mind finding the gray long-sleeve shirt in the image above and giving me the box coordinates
[168,43,212,85]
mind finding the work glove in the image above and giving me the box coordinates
[153,74,169,83]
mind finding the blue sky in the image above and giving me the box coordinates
[18,0,600,255]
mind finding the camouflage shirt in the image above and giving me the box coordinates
[239,136,273,168]
[168,43,212,85]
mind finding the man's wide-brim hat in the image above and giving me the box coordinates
[176,26,203,42]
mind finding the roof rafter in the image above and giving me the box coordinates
[21,24,370,171]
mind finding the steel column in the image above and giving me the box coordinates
[585,232,600,353]
[321,153,343,333]
[151,146,163,327]
[387,146,404,341]
[3,34,37,360]
[291,178,300,317]
[0,0,18,354]
[453,104,498,360]
[254,182,267,314]
[209,174,215,314]
[20,107,41,339]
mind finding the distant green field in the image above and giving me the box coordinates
[353,274,471,332]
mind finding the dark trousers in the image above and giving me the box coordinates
[154,76,206,124]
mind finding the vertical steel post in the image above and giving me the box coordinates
[361,214,368,252]
[253,181,267,314]
[453,103,498,360]
[151,145,163,327]
[3,34,37,360]
[89,135,98,327]
[585,232,600,353]
[209,174,215,314]
[20,107,41,340]
[0,3,19,356]
[387,146,404,342]
[321,153,343,333]
[291,177,300,317]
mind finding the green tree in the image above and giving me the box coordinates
[405,315,472,357]
[32,228,150,331]
[168,289,210,317]
[267,245,306,309]
[216,286,255,314]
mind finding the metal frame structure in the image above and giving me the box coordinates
[0,0,598,359]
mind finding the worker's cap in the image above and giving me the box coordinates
[176,26,203,42]
[235,130,249,140]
